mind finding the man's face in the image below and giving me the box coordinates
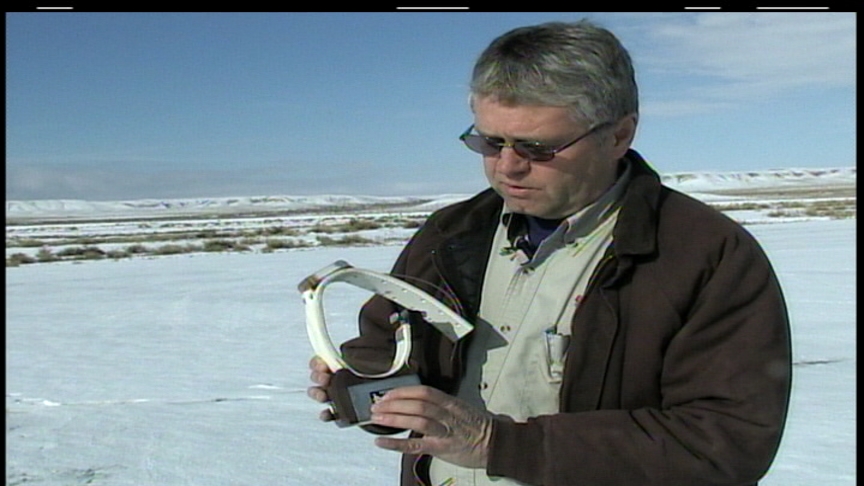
[472,96,632,219]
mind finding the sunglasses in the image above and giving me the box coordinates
[459,122,612,162]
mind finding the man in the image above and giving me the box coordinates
[308,20,791,485]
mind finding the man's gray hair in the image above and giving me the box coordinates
[470,20,638,127]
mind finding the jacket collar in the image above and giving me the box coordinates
[429,149,663,312]
[611,149,662,258]
[429,190,501,320]
[438,149,662,259]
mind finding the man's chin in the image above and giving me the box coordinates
[502,199,554,218]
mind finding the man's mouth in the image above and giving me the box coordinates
[500,182,534,197]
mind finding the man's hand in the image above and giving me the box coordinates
[307,356,335,422]
[369,385,496,469]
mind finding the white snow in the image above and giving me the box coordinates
[4,195,459,224]
[5,166,856,223]
[5,168,857,485]
[659,166,856,192]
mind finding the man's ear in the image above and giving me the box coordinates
[608,114,638,160]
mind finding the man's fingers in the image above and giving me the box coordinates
[309,355,330,371]
[370,395,451,437]
[371,393,441,420]
[306,356,336,423]
[307,385,329,403]
[318,407,335,422]
[377,384,447,402]
[308,356,333,387]
[306,385,334,421]
[309,368,331,387]
[374,436,428,455]
[369,384,495,469]
[371,409,449,437]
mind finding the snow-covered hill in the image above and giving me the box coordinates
[660,166,856,192]
[5,167,855,223]
[4,195,452,223]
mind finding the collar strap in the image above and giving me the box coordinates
[298,260,473,378]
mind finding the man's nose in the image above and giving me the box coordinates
[494,146,531,176]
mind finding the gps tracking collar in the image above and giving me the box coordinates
[298,260,473,432]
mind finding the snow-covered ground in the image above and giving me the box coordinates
[5,167,857,485]
[6,220,856,485]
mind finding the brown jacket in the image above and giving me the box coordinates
[343,151,791,485]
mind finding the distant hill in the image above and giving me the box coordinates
[6,167,855,224]
[660,167,856,192]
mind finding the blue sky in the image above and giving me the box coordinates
[6,12,856,201]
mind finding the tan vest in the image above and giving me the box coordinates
[429,168,630,486]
